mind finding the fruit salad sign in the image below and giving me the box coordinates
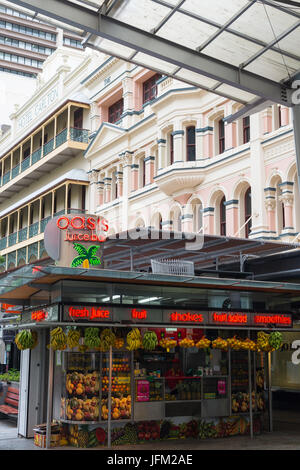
[44,214,108,268]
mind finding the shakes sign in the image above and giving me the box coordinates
[44,214,108,268]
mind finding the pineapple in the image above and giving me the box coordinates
[78,426,89,448]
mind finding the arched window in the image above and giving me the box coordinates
[186,126,196,161]
[242,116,250,144]
[218,119,225,154]
[244,187,252,238]
[220,196,226,235]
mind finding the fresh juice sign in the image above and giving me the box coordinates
[67,306,111,321]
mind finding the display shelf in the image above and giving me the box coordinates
[165,399,202,403]
[59,419,101,425]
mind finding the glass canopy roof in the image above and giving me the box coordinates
[7,0,300,109]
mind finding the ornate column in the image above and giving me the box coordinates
[122,75,134,128]
[248,113,269,238]
[172,120,184,163]
[224,200,239,236]
[87,169,99,214]
[131,155,139,192]
[202,114,213,158]
[103,169,112,204]
[195,117,203,160]
[97,177,105,207]
[157,130,167,170]
[264,188,277,236]
[120,151,132,230]
[202,207,215,235]
[280,105,290,127]
[116,165,123,198]
[279,182,295,234]
[224,102,237,151]
[181,208,193,232]
[262,107,273,134]
[90,102,101,133]
[144,148,155,186]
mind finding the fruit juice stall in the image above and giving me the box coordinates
[16,306,292,448]
[0,265,298,449]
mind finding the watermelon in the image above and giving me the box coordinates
[95,427,106,444]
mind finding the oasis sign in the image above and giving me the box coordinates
[44,214,108,269]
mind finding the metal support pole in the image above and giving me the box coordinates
[292,102,300,195]
[107,345,112,448]
[228,348,232,416]
[130,248,134,271]
[267,351,273,432]
[45,346,54,449]
[130,351,134,423]
[248,332,253,439]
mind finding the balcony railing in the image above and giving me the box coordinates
[31,147,42,165]
[40,216,51,233]
[0,209,87,252]
[18,227,28,243]
[0,127,89,187]
[8,232,17,247]
[0,237,7,250]
[28,221,39,239]
[2,172,10,185]
[70,127,89,143]
[43,138,54,156]
[12,164,20,179]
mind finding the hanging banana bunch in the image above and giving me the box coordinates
[67,328,81,349]
[100,328,116,351]
[127,328,142,351]
[84,327,101,349]
[49,327,67,351]
[15,329,37,350]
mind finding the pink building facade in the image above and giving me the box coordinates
[84,58,299,244]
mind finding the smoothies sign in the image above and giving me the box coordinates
[44,214,108,268]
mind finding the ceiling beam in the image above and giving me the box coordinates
[7,0,294,106]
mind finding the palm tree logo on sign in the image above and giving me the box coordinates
[71,243,101,269]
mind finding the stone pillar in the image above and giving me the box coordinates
[224,200,239,236]
[97,179,105,207]
[195,117,203,160]
[201,114,213,158]
[181,211,193,232]
[144,151,155,186]
[224,103,237,151]
[264,188,277,235]
[248,112,269,239]
[280,106,290,127]
[87,169,99,214]
[90,102,101,133]
[116,168,123,198]
[262,107,273,134]
[279,182,295,233]
[103,170,112,204]
[131,156,139,192]
[203,207,215,235]
[122,75,134,128]
[157,132,167,170]
[172,121,184,163]
[120,152,132,230]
